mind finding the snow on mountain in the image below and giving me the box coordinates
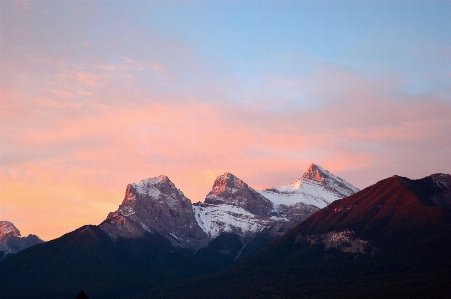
[99,165,358,250]
[193,172,288,241]
[260,163,360,209]
[193,203,273,240]
[0,221,21,243]
[204,172,274,217]
[193,165,359,241]
[0,221,44,256]
[100,175,209,249]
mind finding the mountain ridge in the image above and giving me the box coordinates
[99,164,358,252]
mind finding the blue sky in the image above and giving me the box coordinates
[99,1,451,96]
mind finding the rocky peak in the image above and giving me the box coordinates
[211,172,248,196]
[429,173,451,190]
[292,163,359,198]
[100,175,208,250]
[260,164,359,216]
[0,221,44,256]
[302,163,327,182]
[400,173,451,211]
[203,172,273,217]
[0,221,21,243]
[122,175,188,207]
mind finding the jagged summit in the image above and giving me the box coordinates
[0,221,44,256]
[193,172,279,240]
[100,175,208,249]
[429,173,451,188]
[204,172,273,217]
[122,175,184,206]
[274,164,359,197]
[302,163,327,182]
[260,164,359,209]
[0,221,21,243]
[211,172,247,196]
[136,175,171,188]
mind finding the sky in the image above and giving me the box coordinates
[1,0,450,241]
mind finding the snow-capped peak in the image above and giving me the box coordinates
[277,164,359,197]
[121,174,188,207]
[259,164,359,209]
[193,172,280,240]
[132,175,173,193]
[100,175,208,249]
[302,163,328,182]
[211,172,247,196]
[0,221,21,243]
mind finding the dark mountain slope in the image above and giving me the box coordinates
[296,175,451,253]
[134,174,451,299]
[0,225,218,299]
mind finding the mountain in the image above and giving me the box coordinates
[100,165,357,258]
[192,165,358,260]
[258,163,358,224]
[193,172,285,240]
[99,175,209,250]
[0,221,43,259]
[260,163,358,209]
[137,173,451,299]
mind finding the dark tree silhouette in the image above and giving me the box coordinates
[75,290,89,299]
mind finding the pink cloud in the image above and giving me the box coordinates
[120,57,144,71]
[97,64,116,71]
[78,90,94,97]
[76,72,102,87]
[151,63,166,72]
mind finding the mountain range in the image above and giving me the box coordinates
[139,173,451,299]
[100,163,358,255]
[0,164,450,299]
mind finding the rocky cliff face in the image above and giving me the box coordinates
[99,175,209,250]
[0,221,44,257]
[193,172,290,242]
[203,173,274,217]
[0,221,21,243]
